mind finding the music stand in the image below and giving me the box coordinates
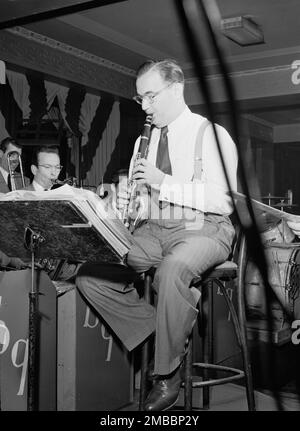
[0,199,130,263]
[0,198,131,411]
[23,226,45,411]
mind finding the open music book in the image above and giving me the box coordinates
[0,185,135,264]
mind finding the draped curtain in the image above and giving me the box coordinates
[0,69,121,187]
[84,101,120,188]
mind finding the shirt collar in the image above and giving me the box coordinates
[32,180,47,192]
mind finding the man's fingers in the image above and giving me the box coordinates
[118,190,130,199]
[116,197,129,210]
[133,165,145,175]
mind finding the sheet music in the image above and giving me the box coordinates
[0,185,135,259]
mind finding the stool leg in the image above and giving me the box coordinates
[139,274,152,411]
[237,237,256,411]
[237,279,256,410]
[216,279,255,411]
[184,336,193,411]
[139,338,150,410]
[202,280,213,409]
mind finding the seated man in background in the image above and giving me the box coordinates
[23,145,81,284]
[24,146,62,191]
[1,146,62,269]
[0,137,29,269]
[0,136,30,192]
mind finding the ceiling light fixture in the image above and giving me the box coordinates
[221,16,264,46]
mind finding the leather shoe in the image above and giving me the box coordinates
[144,365,182,411]
[148,359,185,381]
[147,359,156,380]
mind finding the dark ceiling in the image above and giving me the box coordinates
[1,0,300,127]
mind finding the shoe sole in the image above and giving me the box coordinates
[162,394,180,411]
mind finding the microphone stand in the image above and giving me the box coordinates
[24,226,45,411]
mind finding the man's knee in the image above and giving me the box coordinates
[77,262,137,283]
[76,273,90,296]
[127,250,151,273]
[155,256,189,280]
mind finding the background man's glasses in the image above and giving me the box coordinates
[38,164,63,172]
[133,82,173,105]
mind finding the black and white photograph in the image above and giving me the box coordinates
[0,0,300,419]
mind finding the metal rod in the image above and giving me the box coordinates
[27,251,39,411]
[0,1,126,30]
[139,273,152,410]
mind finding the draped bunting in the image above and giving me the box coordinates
[81,93,115,184]
[84,100,120,188]
[44,80,70,131]
[0,72,23,138]
[6,71,31,119]
[0,69,122,188]
[79,93,101,147]
[26,72,48,124]
[65,85,86,137]
[0,112,8,141]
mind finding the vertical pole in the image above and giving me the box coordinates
[78,135,82,187]
[184,336,193,410]
[139,274,151,410]
[203,280,213,409]
[27,251,39,411]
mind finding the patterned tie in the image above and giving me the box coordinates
[7,173,12,191]
[156,126,172,175]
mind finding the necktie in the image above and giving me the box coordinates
[7,173,12,191]
[156,126,172,175]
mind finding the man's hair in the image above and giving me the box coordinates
[0,137,21,153]
[136,59,184,86]
[32,146,60,166]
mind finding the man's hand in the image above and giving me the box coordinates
[115,190,130,212]
[115,177,131,214]
[132,158,165,190]
[0,251,27,269]
[9,257,28,269]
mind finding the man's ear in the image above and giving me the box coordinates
[0,149,3,159]
[173,82,184,99]
[31,164,37,176]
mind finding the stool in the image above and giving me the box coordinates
[184,234,255,410]
[139,235,256,411]
[139,270,154,409]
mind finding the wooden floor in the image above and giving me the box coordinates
[119,382,300,411]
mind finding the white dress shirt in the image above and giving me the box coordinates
[0,166,9,183]
[32,180,47,192]
[129,107,238,215]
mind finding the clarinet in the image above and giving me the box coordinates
[123,115,153,230]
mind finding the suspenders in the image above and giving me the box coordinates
[192,120,231,223]
[193,119,210,181]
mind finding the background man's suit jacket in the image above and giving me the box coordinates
[0,170,30,193]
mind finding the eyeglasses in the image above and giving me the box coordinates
[38,164,63,171]
[133,82,173,105]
